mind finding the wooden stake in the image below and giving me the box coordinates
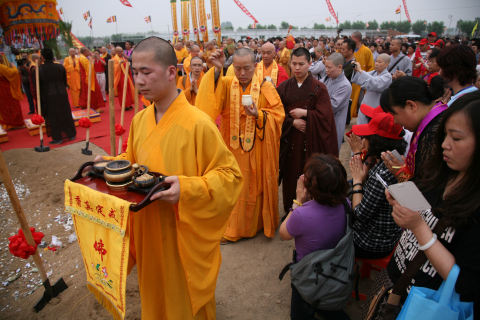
[108,59,116,156]
[85,58,93,143]
[0,150,48,282]
[118,61,129,155]
[35,59,44,141]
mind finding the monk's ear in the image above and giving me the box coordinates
[167,65,177,82]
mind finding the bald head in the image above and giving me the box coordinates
[190,45,200,57]
[69,48,76,57]
[377,53,390,64]
[233,47,255,64]
[262,42,275,52]
[80,47,88,55]
[314,46,323,53]
[261,42,276,65]
[352,31,362,42]
[326,52,345,66]
[133,36,177,69]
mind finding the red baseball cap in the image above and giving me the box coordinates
[360,104,384,118]
[428,32,437,37]
[350,113,403,140]
[419,38,428,45]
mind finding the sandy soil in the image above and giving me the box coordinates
[0,119,376,320]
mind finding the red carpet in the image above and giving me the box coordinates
[0,90,139,155]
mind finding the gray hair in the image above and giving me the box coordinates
[233,47,255,63]
[377,53,391,64]
[326,52,345,67]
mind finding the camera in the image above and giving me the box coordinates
[337,28,343,34]
[16,59,24,67]
[351,61,357,69]
[311,52,316,60]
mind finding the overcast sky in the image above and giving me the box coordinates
[58,0,480,37]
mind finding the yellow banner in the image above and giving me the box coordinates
[210,0,221,45]
[171,0,179,43]
[190,0,200,43]
[181,0,190,41]
[197,0,208,42]
[65,180,133,320]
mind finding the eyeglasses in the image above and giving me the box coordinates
[191,64,203,68]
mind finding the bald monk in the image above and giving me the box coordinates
[78,47,105,111]
[63,48,81,108]
[276,41,291,77]
[183,44,201,74]
[175,42,189,64]
[177,56,204,105]
[256,43,289,87]
[196,48,285,243]
[91,37,243,319]
[203,41,215,69]
[0,55,24,129]
[113,46,135,111]
[350,31,375,117]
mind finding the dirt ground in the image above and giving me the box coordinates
[0,119,377,320]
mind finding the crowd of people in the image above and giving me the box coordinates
[1,29,480,319]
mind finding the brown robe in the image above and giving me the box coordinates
[277,74,338,213]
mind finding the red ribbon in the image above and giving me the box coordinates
[325,0,339,24]
[31,114,45,125]
[232,0,259,24]
[115,124,126,136]
[8,228,44,260]
[79,117,92,128]
[402,0,411,22]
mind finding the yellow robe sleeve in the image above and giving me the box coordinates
[279,49,291,65]
[226,64,235,77]
[196,67,233,121]
[0,64,22,100]
[183,55,192,74]
[79,56,96,92]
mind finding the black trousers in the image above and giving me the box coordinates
[354,242,393,260]
[290,283,351,320]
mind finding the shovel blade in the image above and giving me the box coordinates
[34,146,50,152]
[81,148,93,155]
[33,278,68,312]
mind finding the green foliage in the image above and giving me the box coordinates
[396,21,412,33]
[380,21,395,30]
[351,20,366,29]
[280,21,290,29]
[267,24,277,30]
[367,20,379,30]
[103,36,110,44]
[313,23,326,29]
[42,39,61,59]
[339,20,352,29]
[456,18,480,34]
[59,20,74,49]
[224,25,234,30]
[412,20,427,35]
[111,34,122,42]
[78,36,93,47]
[427,21,445,37]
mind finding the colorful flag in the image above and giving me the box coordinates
[207,13,211,19]
[366,23,369,27]
[107,16,117,23]
[88,18,92,29]
[325,0,338,24]
[377,28,380,31]
[326,17,330,22]
[144,16,151,23]
[59,8,63,14]
[472,22,478,36]
[252,22,256,29]
[83,11,90,21]
[396,6,401,14]
[444,27,447,31]
[119,0,132,7]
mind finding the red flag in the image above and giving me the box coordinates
[233,0,258,24]
[325,0,338,24]
[402,0,411,22]
[119,0,132,7]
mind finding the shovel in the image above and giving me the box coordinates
[82,58,94,156]
[0,149,67,311]
[34,57,50,153]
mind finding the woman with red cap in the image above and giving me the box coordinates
[348,108,407,259]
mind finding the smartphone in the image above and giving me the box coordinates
[387,149,403,162]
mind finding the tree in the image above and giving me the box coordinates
[313,23,326,29]
[396,21,412,33]
[224,25,234,30]
[351,20,366,30]
[111,34,122,42]
[103,36,110,44]
[339,20,351,29]
[412,20,427,35]
[280,21,290,29]
[267,24,277,30]
[427,21,445,37]
[78,36,93,47]
[366,20,379,30]
[380,21,396,30]
[42,38,61,59]
[59,20,74,49]
[457,18,480,34]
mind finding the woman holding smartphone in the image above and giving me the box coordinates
[380,76,446,181]
[373,90,480,318]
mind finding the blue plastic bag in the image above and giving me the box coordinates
[397,264,473,320]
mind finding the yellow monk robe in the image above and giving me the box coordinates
[113,55,135,108]
[0,62,23,128]
[196,69,285,241]
[350,44,375,117]
[104,92,243,319]
[63,56,81,107]
[183,54,193,74]
[78,55,105,109]
[203,50,214,69]
[226,64,235,77]
[175,47,189,64]
[276,48,291,77]
[176,72,204,105]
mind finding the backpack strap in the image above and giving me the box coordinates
[388,55,406,73]
[279,262,293,280]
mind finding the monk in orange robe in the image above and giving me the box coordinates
[94,37,243,319]
[275,41,291,77]
[182,44,201,75]
[202,41,215,69]
[176,56,204,105]
[256,43,289,87]
[0,55,24,129]
[350,31,375,117]
[63,48,81,107]
[196,48,285,243]
[113,46,135,111]
[78,47,105,111]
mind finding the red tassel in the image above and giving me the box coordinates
[31,114,45,125]
[122,137,128,152]
[8,228,44,259]
[115,124,126,136]
[79,117,92,128]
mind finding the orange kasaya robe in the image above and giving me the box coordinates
[351,44,375,117]
[104,91,243,319]
[113,55,135,109]
[0,63,24,128]
[203,50,214,69]
[176,72,204,105]
[196,69,285,241]
[78,55,105,109]
[63,55,81,107]
[275,48,291,77]
[255,60,290,87]
[183,54,194,74]
[175,47,189,64]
